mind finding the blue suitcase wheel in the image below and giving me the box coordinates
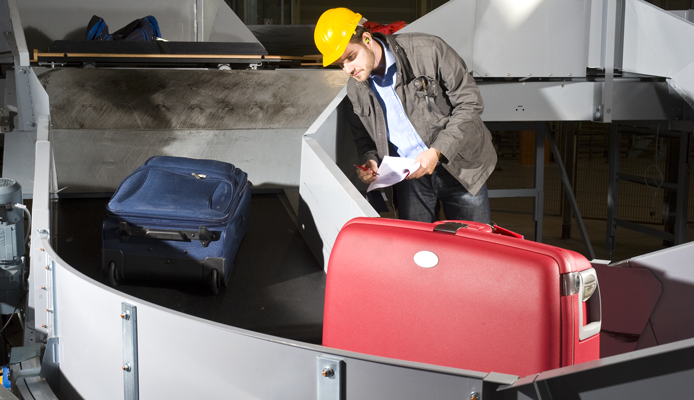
[108,261,119,286]
[209,268,220,295]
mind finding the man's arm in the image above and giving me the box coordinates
[344,96,379,166]
[427,36,485,164]
[343,96,379,183]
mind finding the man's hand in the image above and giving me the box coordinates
[408,148,440,179]
[356,159,379,184]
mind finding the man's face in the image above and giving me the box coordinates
[335,37,375,82]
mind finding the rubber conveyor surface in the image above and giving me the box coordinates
[52,193,326,344]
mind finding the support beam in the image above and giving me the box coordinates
[607,124,620,256]
[546,124,596,260]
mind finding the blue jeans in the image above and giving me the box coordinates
[394,165,490,223]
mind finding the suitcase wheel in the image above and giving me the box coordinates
[108,261,119,286]
[209,268,220,295]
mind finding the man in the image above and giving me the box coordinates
[314,8,497,223]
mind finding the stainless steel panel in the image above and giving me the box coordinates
[300,136,378,272]
[479,81,596,121]
[52,128,306,192]
[623,0,694,107]
[16,0,261,53]
[472,0,592,78]
[208,0,261,43]
[40,69,348,131]
[478,81,682,122]
[628,242,694,347]
[399,0,477,67]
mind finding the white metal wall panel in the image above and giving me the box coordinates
[300,137,378,272]
[623,0,694,107]
[17,0,261,53]
[398,0,478,68]
[479,81,597,121]
[472,0,592,78]
[623,0,694,77]
[52,129,306,192]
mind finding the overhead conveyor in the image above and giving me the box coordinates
[1,0,694,399]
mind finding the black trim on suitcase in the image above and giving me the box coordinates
[102,249,226,284]
[117,221,219,247]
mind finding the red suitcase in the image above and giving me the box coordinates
[323,218,601,378]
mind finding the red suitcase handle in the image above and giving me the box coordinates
[433,221,524,239]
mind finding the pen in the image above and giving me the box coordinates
[354,164,379,176]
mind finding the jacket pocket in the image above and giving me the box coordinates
[409,76,445,119]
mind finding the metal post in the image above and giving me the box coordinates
[606,124,620,256]
[533,122,545,243]
[601,0,618,123]
[292,0,300,25]
[562,124,577,239]
[122,303,139,400]
[674,129,691,245]
[546,125,596,260]
[245,0,257,25]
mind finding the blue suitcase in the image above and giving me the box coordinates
[102,156,251,294]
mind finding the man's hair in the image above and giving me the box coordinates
[349,26,370,44]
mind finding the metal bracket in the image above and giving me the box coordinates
[121,303,139,400]
[40,337,60,391]
[317,355,344,400]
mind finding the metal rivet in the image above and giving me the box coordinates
[484,73,488,76]
[41,324,47,328]
[548,73,552,76]
[122,363,131,372]
[121,311,130,320]
[321,367,334,378]
[568,73,572,76]
[41,286,46,290]
[470,392,480,400]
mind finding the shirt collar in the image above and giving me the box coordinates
[370,37,397,85]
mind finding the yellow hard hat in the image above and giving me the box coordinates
[314,8,363,67]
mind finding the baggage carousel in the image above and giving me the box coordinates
[51,192,326,344]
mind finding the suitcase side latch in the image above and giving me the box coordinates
[433,222,468,234]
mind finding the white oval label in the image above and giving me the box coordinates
[414,251,438,268]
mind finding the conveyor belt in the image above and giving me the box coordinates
[52,192,326,344]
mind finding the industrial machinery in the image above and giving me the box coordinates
[0,0,693,399]
[0,178,26,315]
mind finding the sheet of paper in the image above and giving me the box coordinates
[367,156,421,192]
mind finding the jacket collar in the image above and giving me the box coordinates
[354,33,415,88]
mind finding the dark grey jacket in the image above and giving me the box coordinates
[347,32,497,195]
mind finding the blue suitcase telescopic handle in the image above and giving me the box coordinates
[117,221,218,247]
